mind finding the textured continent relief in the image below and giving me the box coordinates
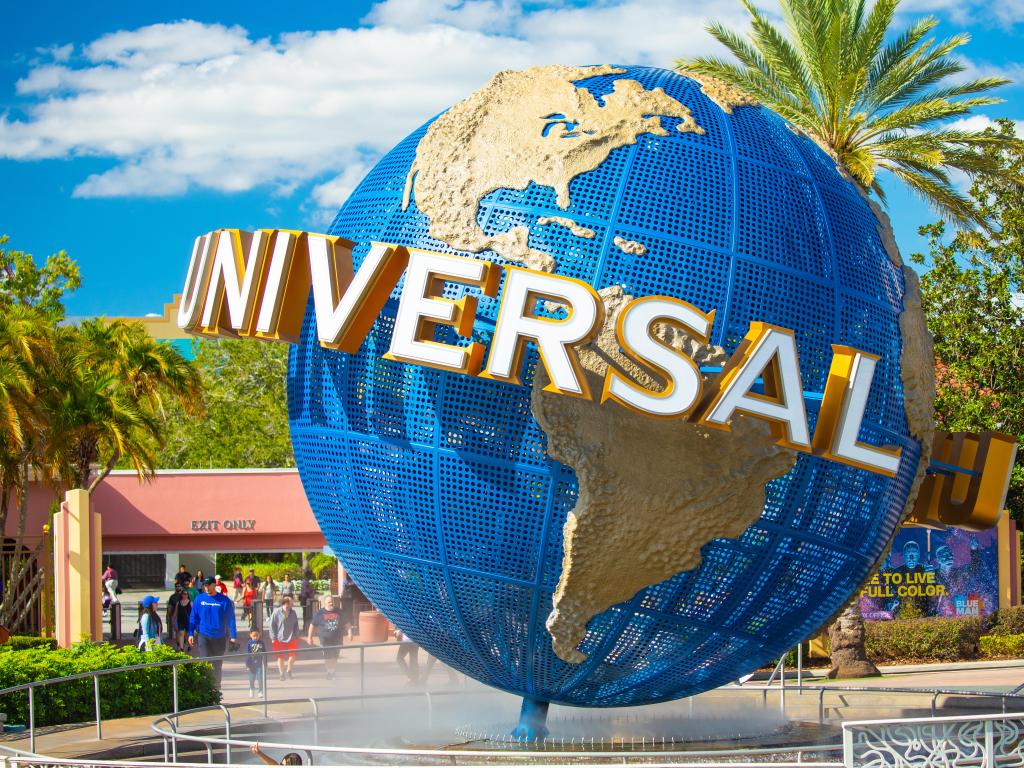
[402,64,703,272]
[534,288,796,663]
[402,64,795,665]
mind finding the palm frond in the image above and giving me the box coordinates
[678,0,1022,230]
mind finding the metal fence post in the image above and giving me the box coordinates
[842,726,854,768]
[172,663,179,714]
[93,674,102,739]
[360,645,365,697]
[27,686,35,754]
[310,697,320,745]
[797,643,803,691]
[818,687,825,723]
[983,719,995,768]
[222,705,232,764]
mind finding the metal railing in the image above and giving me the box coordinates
[0,639,412,754]
[150,687,847,766]
[3,643,1023,766]
[145,682,1024,766]
[843,711,1024,767]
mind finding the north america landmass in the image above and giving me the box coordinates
[401,64,933,664]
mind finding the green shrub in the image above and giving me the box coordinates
[865,617,984,662]
[215,552,301,575]
[0,636,57,652]
[990,607,1024,636]
[980,633,1024,657]
[307,553,337,579]
[0,643,219,727]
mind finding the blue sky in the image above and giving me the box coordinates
[3,0,1022,317]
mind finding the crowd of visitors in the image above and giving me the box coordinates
[112,562,455,693]
[117,563,366,694]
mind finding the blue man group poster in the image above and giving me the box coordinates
[859,526,999,620]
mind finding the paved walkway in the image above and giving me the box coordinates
[4,652,1023,761]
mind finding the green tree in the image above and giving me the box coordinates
[911,119,1024,523]
[158,339,293,469]
[0,235,81,319]
[677,0,1022,227]
[42,320,203,493]
[0,237,202,630]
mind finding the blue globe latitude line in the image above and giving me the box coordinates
[286,65,921,708]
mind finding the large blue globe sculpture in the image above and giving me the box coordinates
[287,66,923,709]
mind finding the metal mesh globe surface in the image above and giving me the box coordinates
[287,66,922,707]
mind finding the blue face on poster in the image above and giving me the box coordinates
[860,527,999,619]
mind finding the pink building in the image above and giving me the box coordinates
[12,469,324,587]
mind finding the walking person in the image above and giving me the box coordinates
[101,563,120,605]
[138,596,162,651]
[280,573,295,602]
[166,586,183,649]
[174,564,192,590]
[214,574,229,596]
[307,595,348,680]
[232,568,244,604]
[263,575,277,618]
[173,588,192,652]
[246,628,266,697]
[298,571,315,630]
[395,629,419,685]
[242,579,258,628]
[188,576,237,686]
[269,596,300,680]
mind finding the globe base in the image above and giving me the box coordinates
[511,698,550,741]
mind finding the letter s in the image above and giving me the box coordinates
[600,296,712,418]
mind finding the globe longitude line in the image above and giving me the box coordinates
[713,68,742,350]
[521,430,561,697]
[588,66,667,293]
[430,365,518,691]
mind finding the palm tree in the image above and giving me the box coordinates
[76,319,203,420]
[677,0,1023,229]
[44,321,203,494]
[678,0,1022,677]
[0,305,55,630]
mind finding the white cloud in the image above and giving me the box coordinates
[311,159,379,223]
[900,0,1024,26]
[0,1,746,217]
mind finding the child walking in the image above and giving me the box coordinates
[246,629,266,697]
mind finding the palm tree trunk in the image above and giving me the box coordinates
[827,601,880,679]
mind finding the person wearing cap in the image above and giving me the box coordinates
[139,596,163,651]
[214,575,229,596]
[188,576,237,684]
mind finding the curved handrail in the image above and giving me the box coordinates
[148,684,1024,763]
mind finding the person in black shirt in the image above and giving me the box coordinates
[174,565,192,590]
[307,595,348,679]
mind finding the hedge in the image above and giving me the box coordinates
[989,607,1024,636]
[0,643,219,727]
[0,636,57,652]
[980,633,1024,658]
[865,617,984,662]
[224,562,331,591]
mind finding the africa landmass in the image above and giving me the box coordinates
[401,63,934,665]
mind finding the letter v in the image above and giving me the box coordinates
[307,236,409,352]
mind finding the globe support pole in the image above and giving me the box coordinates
[512,697,550,740]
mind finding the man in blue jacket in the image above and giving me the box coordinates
[188,576,237,684]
